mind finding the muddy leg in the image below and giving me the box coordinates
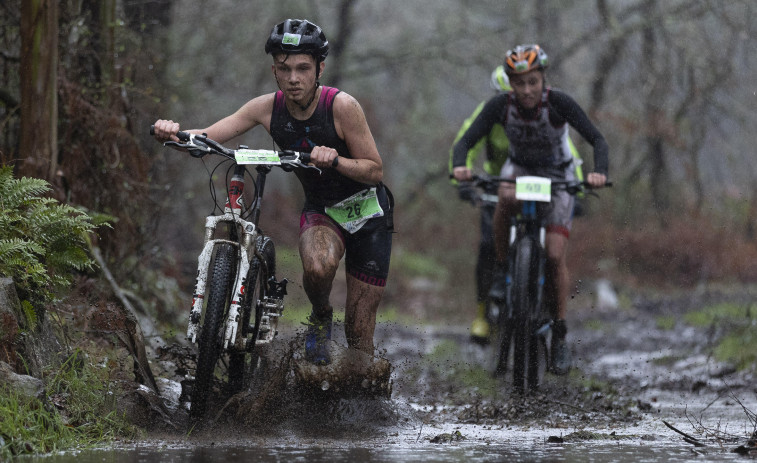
[299,225,344,318]
[344,274,384,354]
[544,232,569,320]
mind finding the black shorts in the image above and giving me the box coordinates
[300,185,393,287]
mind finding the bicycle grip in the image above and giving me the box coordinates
[298,152,339,167]
[149,124,190,141]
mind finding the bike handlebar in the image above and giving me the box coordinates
[150,125,339,169]
[451,173,612,196]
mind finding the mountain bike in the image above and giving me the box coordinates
[473,174,609,393]
[151,127,322,419]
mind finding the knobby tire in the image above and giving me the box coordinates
[510,237,539,393]
[191,242,237,420]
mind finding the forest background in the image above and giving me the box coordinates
[2,0,757,330]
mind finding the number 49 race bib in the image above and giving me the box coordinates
[325,187,384,234]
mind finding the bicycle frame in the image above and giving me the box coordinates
[152,128,320,418]
[164,135,310,349]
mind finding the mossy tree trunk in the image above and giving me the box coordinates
[19,0,58,182]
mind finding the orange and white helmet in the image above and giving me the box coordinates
[504,44,548,76]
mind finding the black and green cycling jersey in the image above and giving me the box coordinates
[449,97,585,183]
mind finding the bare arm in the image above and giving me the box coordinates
[309,92,383,185]
[152,93,275,144]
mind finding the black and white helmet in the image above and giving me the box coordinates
[265,19,329,61]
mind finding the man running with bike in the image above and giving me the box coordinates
[153,19,393,366]
[451,44,609,375]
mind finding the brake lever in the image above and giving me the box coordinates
[299,163,322,173]
[164,141,193,149]
[164,140,211,158]
[279,153,323,174]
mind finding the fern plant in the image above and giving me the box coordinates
[0,166,99,317]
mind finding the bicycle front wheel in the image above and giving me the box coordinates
[191,242,237,420]
[510,236,539,393]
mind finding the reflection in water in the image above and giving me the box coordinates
[17,391,750,463]
[19,443,747,463]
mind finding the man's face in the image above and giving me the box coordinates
[272,53,323,103]
[509,69,544,109]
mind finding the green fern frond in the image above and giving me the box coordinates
[0,167,51,209]
[0,237,46,257]
[46,246,93,273]
[0,166,104,309]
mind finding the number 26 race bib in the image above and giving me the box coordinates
[325,187,384,234]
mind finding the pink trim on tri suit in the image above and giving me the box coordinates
[319,86,339,109]
[300,211,346,247]
[546,223,570,239]
[274,86,340,114]
[348,270,387,288]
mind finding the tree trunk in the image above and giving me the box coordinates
[328,0,357,88]
[19,0,58,181]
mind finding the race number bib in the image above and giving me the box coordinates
[235,149,281,165]
[325,187,384,234]
[515,176,552,202]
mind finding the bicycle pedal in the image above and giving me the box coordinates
[267,277,288,298]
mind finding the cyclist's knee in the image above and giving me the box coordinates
[545,235,568,263]
[303,258,339,282]
[498,184,516,202]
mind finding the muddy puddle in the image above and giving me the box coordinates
[23,291,757,461]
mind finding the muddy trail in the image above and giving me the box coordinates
[135,285,756,461]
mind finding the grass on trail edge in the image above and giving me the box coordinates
[0,350,141,459]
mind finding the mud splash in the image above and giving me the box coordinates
[30,290,756,462]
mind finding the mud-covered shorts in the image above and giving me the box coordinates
[499,159,576,238]
[300,184,393,287]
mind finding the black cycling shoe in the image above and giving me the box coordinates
[550,320,571,375]
[550,336,572,375]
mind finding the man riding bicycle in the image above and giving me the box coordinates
[152,19,393,366]
[449,65,584,346]
[451,44,609,375]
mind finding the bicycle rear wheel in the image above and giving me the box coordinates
[228,236,275,393]
[191,242,237,420]
[510,236,539,393]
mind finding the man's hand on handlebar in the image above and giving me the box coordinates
[452,166,472,182]
[308,145,340,169]
[152,119,182,142]
[586,172,608,188]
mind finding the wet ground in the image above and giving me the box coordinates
[26,287,757,461]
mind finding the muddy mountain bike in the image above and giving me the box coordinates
[151,127,320,419]
[473,174,609,393]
